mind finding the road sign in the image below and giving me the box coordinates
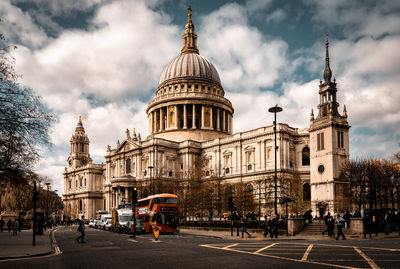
[152,225,160,240]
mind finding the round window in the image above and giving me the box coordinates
[318,165,325,174]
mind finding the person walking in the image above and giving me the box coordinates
[322,212,331,236]
[343,209,351,229]
[272,215,279,239]
[12,219,18,236]
[262,216,272,238]
[76,216,86,243]
[363,212,372,239]
[335,214,346,240]
[7,219,12,232]
[0,218,4,232]
[327,216,335,238]
[388,210,400,235]
[241,215,251,238]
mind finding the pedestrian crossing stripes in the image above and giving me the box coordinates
[200,242,400,269]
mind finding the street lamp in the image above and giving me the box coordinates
[45,182,51,220]
[268,104,282,216]
[148,165,154,195]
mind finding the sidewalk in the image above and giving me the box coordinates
[180,228,400,241]
[0,229,53,260]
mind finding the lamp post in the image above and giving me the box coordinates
[268,104,282,216]
[148,165,154,195]
[45,182,51,221]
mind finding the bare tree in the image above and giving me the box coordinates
[0,26,54,179]
[340,158,368,213]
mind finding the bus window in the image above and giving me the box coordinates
[158,198,178,204]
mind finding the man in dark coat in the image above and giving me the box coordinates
[363,212,372,239]
[76,216,85,243]
[0,218,4,232]
[327,216,335,238]
[241,216,251,238]
[322,212,331,236]
[7,219,12,232]
[272,215,279,238]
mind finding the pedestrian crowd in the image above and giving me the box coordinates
[318,209,400,240]
[261,215,280,239]
[0,218,20,236]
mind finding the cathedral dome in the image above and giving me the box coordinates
[159,53,221,86]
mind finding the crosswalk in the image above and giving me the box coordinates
[200,242,400,269]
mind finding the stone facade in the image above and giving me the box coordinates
[63,11,350,219]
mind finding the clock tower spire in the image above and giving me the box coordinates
[309,34,350,216]
[67,115,92,168]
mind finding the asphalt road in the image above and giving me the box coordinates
[1,226,400,269]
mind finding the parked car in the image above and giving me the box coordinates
[88,219,96,228]
[104,219,112,231]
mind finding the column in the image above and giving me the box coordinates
[217,108,220,131]
[192,104,196,129]
[174,105,178,129]
[228,113,231,133]
[222,110,226,132]
[183,104,187,129]
[166,106,170,130]
[160,108,164,131]
[210,106,213,129]
[201,105,205,129]
[149,113,152,134]
[124,188,128,202]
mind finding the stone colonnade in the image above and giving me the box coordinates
[149,104,232,134]
[111,186,135,207]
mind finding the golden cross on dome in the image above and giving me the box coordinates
[188,6,192,21]
[79,115,82,122]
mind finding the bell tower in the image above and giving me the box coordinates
[309,34,350,216]
[67,116,92,168]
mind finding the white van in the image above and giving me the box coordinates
[99,214,112,230]
[117,209,133,233]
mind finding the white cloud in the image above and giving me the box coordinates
[198,3,289,92]
[266,8,286,24]
[303,0,400,39]
[0,1,49,48]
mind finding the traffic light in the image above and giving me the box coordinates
[227,196,234,211]
[132,187,138,203]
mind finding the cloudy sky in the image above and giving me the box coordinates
[1,0,399,193]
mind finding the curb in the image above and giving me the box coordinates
[0,227,62,262]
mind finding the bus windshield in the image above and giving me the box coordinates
[156,213,179,228]
[155,198,178,204]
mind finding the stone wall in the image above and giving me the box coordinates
[287,217,306,236]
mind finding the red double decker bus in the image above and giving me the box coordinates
[136,193,179,233]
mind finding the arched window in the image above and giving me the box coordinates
[169,170,173,177]
[302,147,310,166]
[303,183,311,201]
[126,159,131,174]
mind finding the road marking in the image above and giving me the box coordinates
[301,244,313,261]
[201,244,361,269]
[354,247,381,269]
[128,239,138,242]
[253,243,278,254]
[222,243,238,249]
